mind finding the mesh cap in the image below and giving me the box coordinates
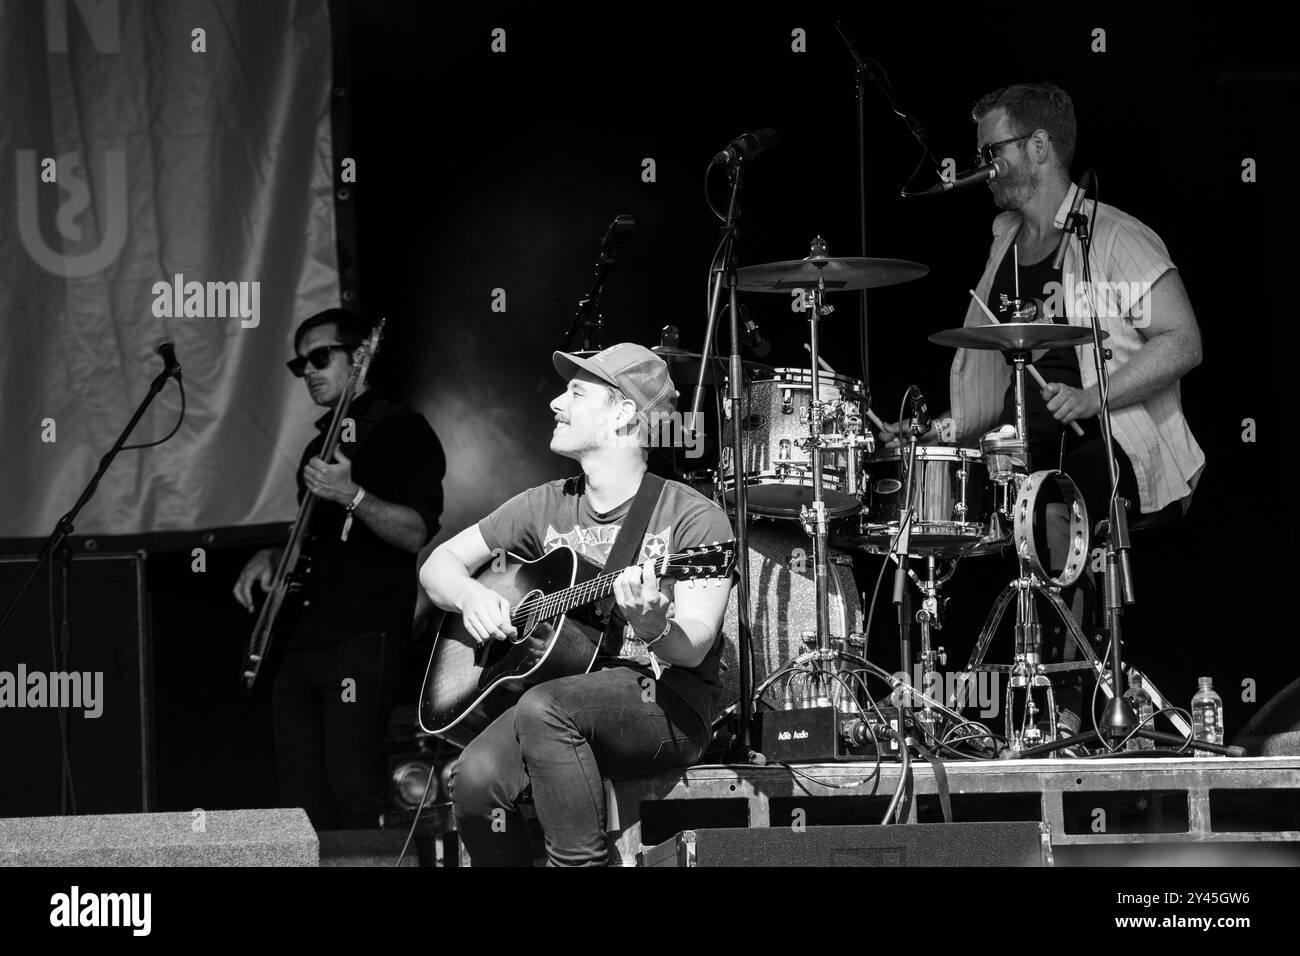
[552,343,678,428]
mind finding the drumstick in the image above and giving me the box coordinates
[803,344,888,432]
[967,289,1085,436]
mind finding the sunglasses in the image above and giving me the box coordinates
[975,131,1036,168]
[286,344,349,377]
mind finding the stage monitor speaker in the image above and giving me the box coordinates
[1232,675,1300,756]
[0,552,152,816]
[639,822,1050,867]
[0,809,317,866]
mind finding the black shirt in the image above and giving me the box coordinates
[990,231,1085,454]
[286,389,446,649]
[989,231,1141,519]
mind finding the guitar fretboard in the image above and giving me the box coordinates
[509,554,672,628]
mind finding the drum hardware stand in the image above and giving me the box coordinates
[794,237,873,711]
[956,346,1096,755]
[694,157,760,762]
[911,555,958,742]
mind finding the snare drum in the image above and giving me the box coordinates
[852,446,1003,557]
[720,368,866,518]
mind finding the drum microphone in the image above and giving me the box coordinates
[908,385,930,436]
[1051,170,1094,270]
[713,128,779,164]
[739,304,772,358]
[908,157,1008,196]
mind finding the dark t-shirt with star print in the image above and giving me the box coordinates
[478,475,734,723]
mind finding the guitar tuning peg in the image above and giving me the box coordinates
[688,579,697,589]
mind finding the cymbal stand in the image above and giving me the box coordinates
[956,349,1093,754]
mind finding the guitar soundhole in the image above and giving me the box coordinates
[510,589,545,644]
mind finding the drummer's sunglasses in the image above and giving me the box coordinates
[287,343,349,377]
[976,131,1035,167]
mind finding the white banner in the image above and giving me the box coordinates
[0,0,341,538]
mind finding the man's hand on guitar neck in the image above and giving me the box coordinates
[233,547,282,613]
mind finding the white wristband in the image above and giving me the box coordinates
[347,487,367,512]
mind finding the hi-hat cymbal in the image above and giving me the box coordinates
[736,256,929,293]
[928,323,1106,352]
[651,346,772,385]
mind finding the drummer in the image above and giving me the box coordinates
[883,82,1204,738]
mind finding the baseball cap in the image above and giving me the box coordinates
[552,343,678,425]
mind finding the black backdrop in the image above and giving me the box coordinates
[144,7,1297,809]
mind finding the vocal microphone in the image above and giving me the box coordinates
[907,157,1008,196]
[713,128,779,164]
[154,337,181,375]
[738,304,772,358]
[1052,170,1094,270]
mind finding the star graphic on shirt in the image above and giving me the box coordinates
[639,528,670,561]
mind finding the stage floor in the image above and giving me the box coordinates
[608,755,1300,865]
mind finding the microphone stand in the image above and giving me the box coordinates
[693,161,760,763]
[1072,182,1139,747]
[0,358,181,812]
[1027,176,1228,757]
[563,224,630,352]
[834,22,873,403]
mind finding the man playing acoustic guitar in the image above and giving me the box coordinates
[420,343,733,866]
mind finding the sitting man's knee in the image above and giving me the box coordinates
[514,682,571,734]
[447,747,502,817]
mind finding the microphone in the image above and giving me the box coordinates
[738,304,772,358]
[598,215,636,267]
[907,158,1008,196]
[713,128,779,164]
[154,337,181,375]
[908,385,930,436]
[1052,170,1094,270]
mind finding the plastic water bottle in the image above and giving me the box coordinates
[1191,676,1223,757]
[1125,670,1155,751]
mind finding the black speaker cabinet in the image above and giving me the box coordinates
[639,822,1051,867]
[0,551,152,816]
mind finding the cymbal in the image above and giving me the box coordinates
[736,256,929,293]
[928,322,1106,352]
[651,346,772,385]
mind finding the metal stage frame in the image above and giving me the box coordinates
[605,756,1300,866]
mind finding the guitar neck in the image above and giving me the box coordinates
[511,555,669,627]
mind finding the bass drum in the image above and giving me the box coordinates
[716,522,862,712]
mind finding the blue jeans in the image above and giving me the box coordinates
[449,666,711,866]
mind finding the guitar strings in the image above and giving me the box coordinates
[509,555,674,624]
[506,550,727,627]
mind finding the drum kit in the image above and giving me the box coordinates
[639,250,1167,758]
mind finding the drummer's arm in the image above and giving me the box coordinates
[879,416,949,448]
[1043,271,1202,422]
[1104,271,1202,406]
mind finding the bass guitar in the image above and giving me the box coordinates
[241,320,385,689]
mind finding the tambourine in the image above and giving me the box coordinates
[1012,470,1090,587]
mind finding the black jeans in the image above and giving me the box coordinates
[449,666,712,867]
[271,629,400,830]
